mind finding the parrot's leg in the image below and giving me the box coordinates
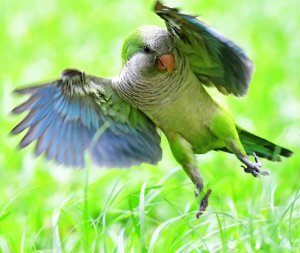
[167,132,212,218]
[211,112,269,177]
[225,140,269,177]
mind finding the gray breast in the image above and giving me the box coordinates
[114,49,189,111]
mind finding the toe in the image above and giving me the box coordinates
[259,170,270,176]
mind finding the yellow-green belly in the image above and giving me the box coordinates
[145,78,226,154]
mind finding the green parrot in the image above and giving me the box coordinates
[11,1,292,218]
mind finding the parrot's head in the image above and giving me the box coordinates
[121,25,175,75]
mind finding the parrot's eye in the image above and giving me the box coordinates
[143,46,152,54]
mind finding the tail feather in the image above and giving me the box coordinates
[238,127,293,161]
[215,127,293,161]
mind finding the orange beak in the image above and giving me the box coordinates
[156,53,175,73]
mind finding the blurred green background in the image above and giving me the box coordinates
[1,0,300,252]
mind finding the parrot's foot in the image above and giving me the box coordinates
[194,188,212,219]
[241,153,269,177]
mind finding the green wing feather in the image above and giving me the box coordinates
[155,1,254,97]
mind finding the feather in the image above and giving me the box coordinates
[155,1,254,97]
[11,69,162,168]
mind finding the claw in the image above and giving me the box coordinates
[253,152,262,167]
[241,154,269,177]
[242,165,259,177]
[196,189,212,219]
[259,170,270,176]
[241,165,250,173]
[194,190,199,198]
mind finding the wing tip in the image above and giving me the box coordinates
[11,107,21,114]
[10,123,25,135]
[13,85,45,94]
[11,102,29,114]
[154,1,163,12]
[154,1,180,14]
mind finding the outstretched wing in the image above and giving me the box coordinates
[155,1,254,96]
[11,69,162,168]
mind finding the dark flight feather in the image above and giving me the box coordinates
[155,1,254,97]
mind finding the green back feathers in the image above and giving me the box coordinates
[121,29,144,64]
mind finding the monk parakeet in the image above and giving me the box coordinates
[11,1,292,217]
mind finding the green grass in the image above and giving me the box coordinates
[1,0,300,252]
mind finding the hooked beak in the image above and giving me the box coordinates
[156,53,175,73]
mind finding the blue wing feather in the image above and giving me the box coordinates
[12,95,39,114]
[20,111,53,147]
[45,118,63,160]
[11,71,162,168]
[36,120,56,156]
[72,123,85,167]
